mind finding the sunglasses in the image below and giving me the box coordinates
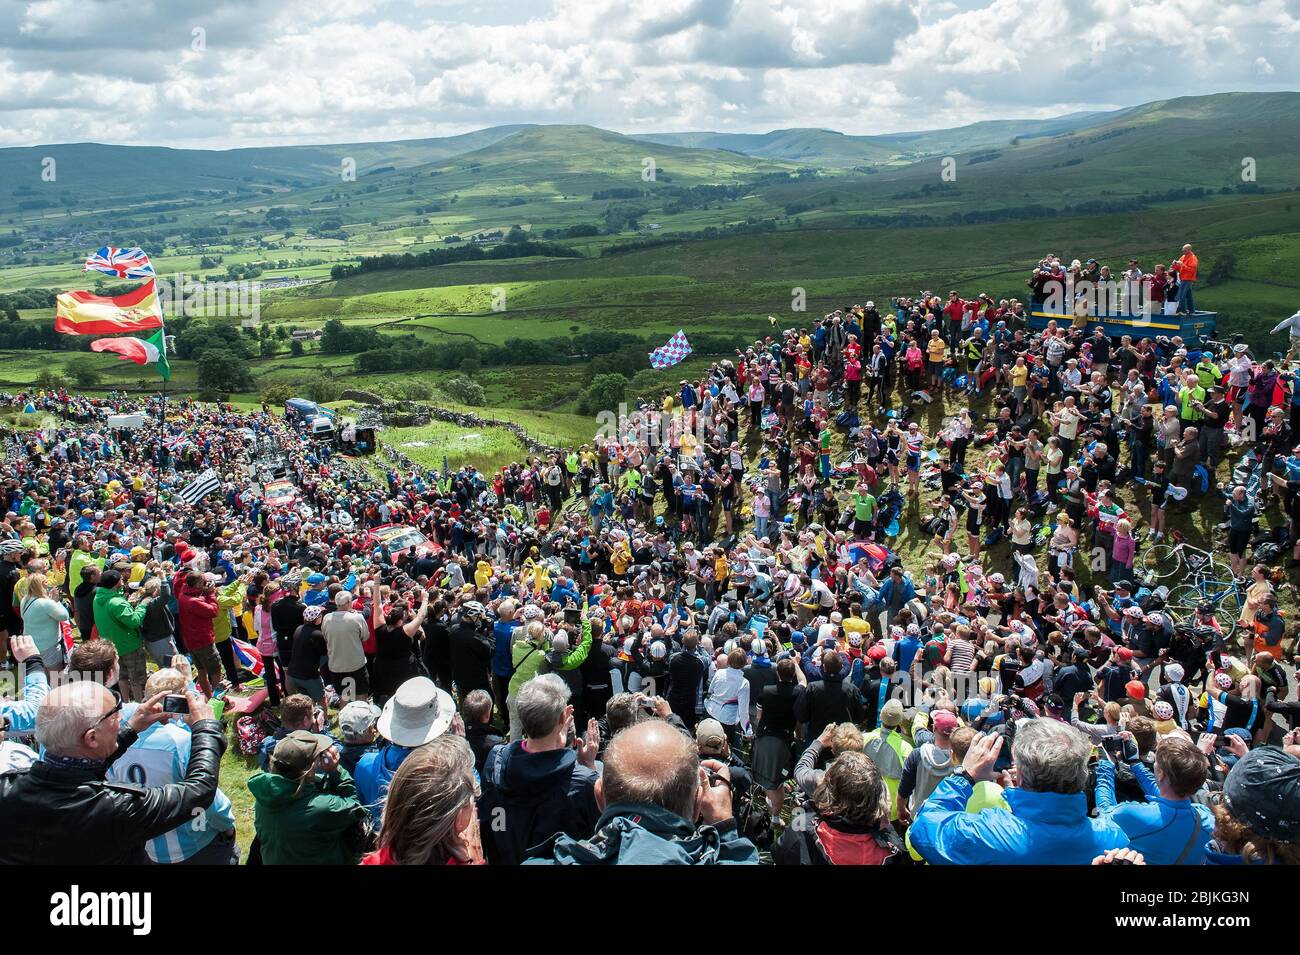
[90,690,123,732]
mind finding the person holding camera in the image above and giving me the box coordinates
[0,680,223,865]
[909,719,1128,865]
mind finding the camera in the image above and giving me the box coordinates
[162,694,190,714]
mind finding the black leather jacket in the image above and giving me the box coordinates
[0,719,227,864]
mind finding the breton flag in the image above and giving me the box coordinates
[649,329,693,369]
[55,280,164,336]
[84,246,155,280]
[176,468,222,505]
[90,327,171,380]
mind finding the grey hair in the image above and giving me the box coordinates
[1012,718,1091,794]
[35,681,108,756]
[551,632,569,654]
[335,590,354,609]
[516,673,571,738]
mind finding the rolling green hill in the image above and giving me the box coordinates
[632,110,1119,168]
[0,126,535,219]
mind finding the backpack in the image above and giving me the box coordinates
[236,711,279,757]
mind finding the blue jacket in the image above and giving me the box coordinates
[873,576,916,613]
[355,743,413,826]
[0,661,48,735]
[491,618,520,677]
[910,775,1128,865]
[1094,759,1214,865]
[550,580,581,607]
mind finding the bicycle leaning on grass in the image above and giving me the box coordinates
[1137,530,1234,583]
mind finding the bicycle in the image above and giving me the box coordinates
[1163,572,1244,641]
[1137,530,1233,582]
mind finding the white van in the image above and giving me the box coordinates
[107,413,147,430]
[309,415,336,439]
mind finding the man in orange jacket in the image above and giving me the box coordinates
[1173,244,1198,315]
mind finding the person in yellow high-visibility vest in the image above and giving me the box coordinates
[862,698,913,823]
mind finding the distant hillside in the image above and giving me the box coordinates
[632,111,1119,168]
[0,126,534,218]
[742,91,1300,225]
[3,91,1297,283]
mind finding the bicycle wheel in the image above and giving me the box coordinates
[1139,543,1181,579]
[1164,584,1205,613]
[1210,588,1241,642]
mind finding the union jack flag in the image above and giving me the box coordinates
[164,433,190,452]
[649,329,693,369]
[231,637,265,678]
[84,246,155,280]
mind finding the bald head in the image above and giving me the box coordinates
[599,720,700,820]
[36,681,117,759]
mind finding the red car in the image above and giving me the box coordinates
[364,524,439,558]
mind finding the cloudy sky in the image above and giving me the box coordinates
[3,0,1298,148]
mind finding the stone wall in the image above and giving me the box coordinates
[370,397,566,471]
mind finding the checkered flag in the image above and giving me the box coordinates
[649,330,693,369]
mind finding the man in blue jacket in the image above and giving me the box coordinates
[910,719,1129,865]
[1094,734,1214,864]
[871,566,916,630]
[489,599,520,711]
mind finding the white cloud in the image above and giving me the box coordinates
[0,0,1296,147]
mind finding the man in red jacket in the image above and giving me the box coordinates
[178,571,222,694]
[1173,244,1198,315]
[943,291,965,349]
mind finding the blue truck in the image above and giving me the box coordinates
[1026,306,1217,343]
[284,398,338,440]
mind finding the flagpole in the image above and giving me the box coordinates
[148,369,166,551]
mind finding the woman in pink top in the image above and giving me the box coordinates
[1110,518,1136,585]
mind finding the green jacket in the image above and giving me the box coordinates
[92,586,147,657]
[248,767,369,865]
[509,618,592,697]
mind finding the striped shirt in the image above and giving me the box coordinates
[948,638,977,673]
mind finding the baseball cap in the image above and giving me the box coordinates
[695,718,728,755]
[880,698,906,728]
[1116,647,1134,661]
[270,730,336,779]
[867,643,887,661]
[932,711,959,736]
[1125,680,1146,700]
[337,701,381,741]
[1222,748,1300,844]
[1164,662,1185,683]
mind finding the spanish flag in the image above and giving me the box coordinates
[55,279,163,336]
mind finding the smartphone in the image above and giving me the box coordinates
[564,606,582,626]
[162,694,190,714]
[1101,734,1125,759]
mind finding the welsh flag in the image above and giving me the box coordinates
[90,327,171,380]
